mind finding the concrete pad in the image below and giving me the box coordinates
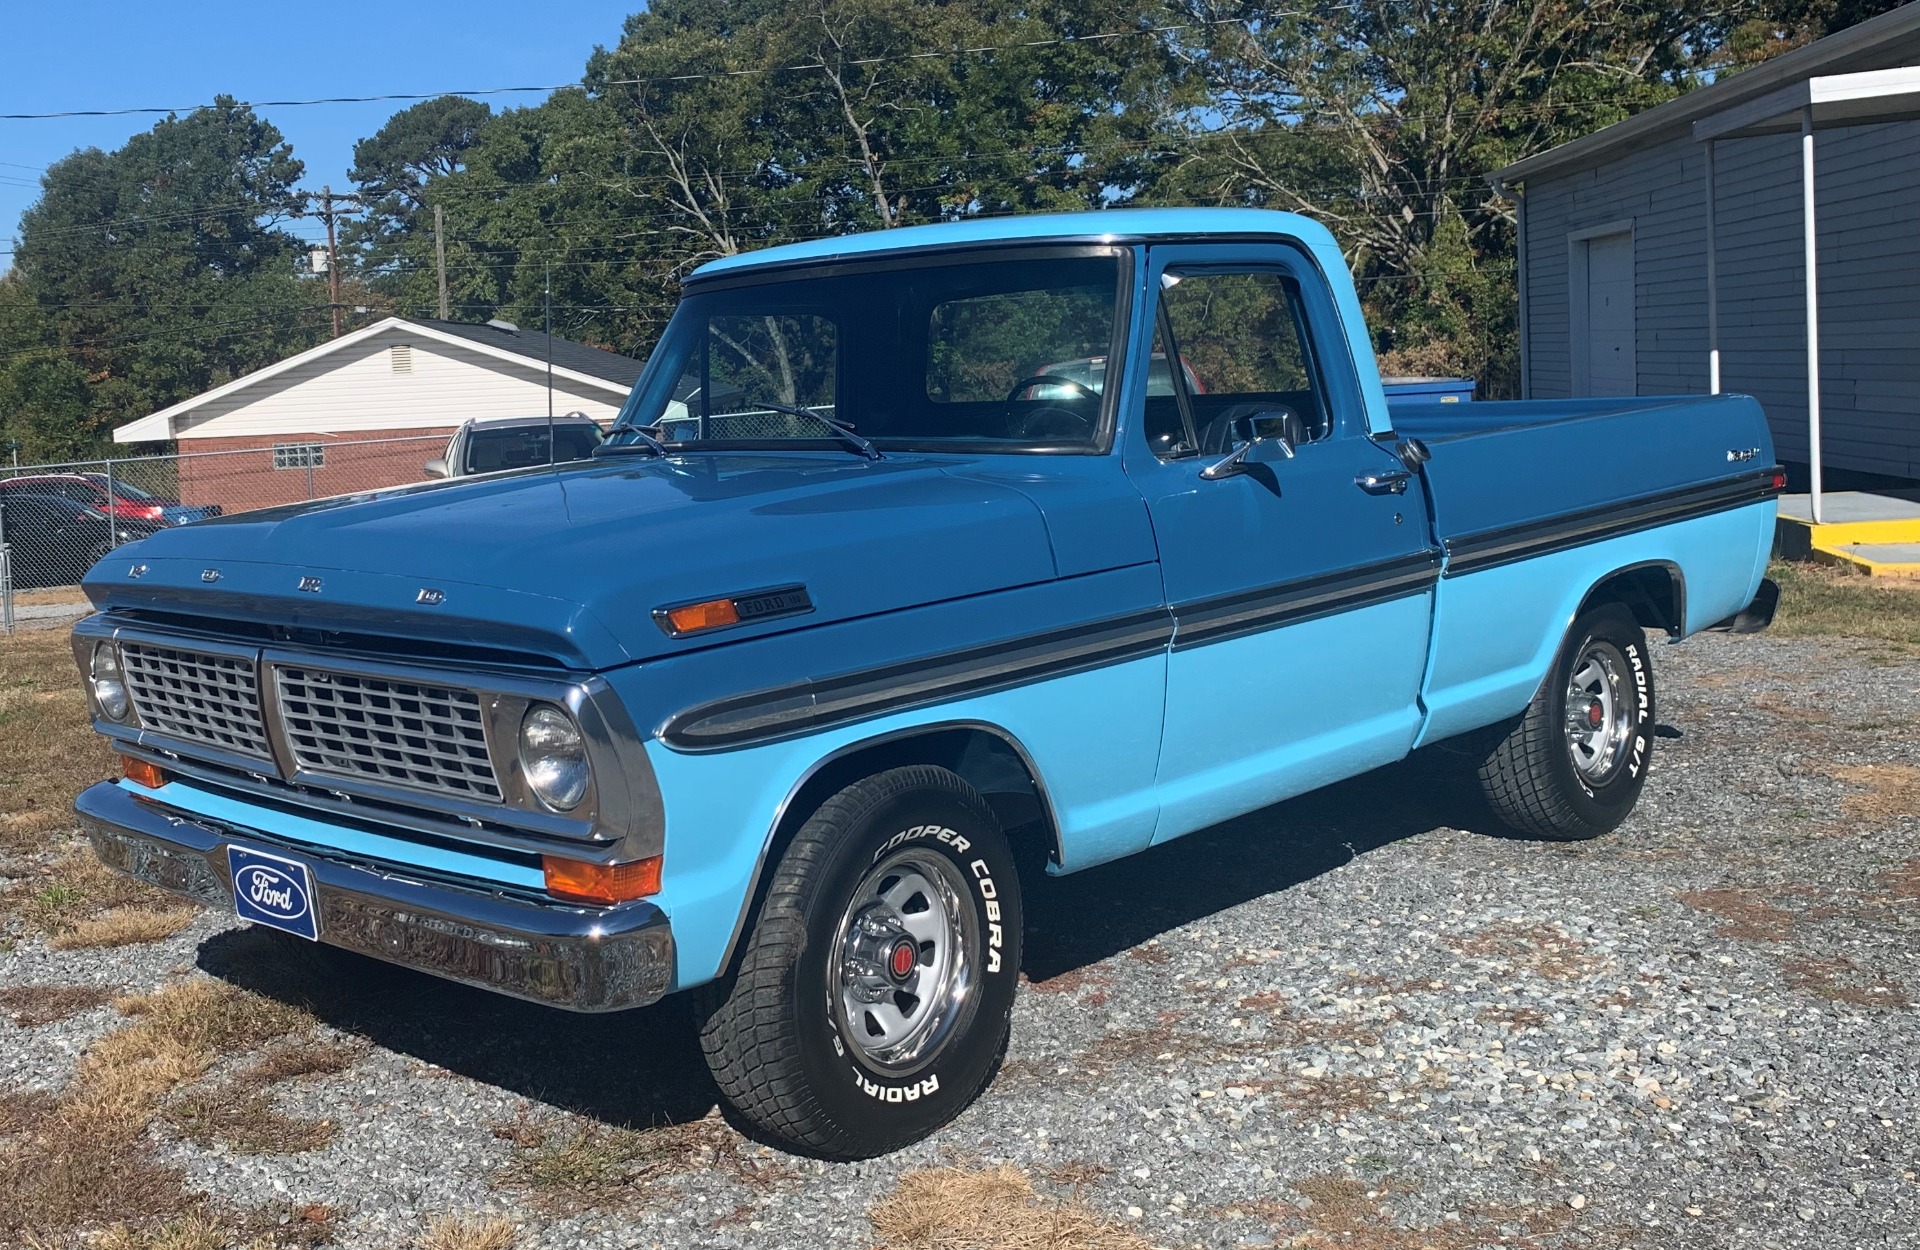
[1778,491,1920,523]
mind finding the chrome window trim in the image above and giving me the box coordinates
[71,615,663,861]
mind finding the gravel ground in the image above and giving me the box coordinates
[4,626,1918,1249]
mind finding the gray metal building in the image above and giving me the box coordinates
[1493,4,1920,507]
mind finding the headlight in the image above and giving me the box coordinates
[518,705,590,811]
[90,642,131,722]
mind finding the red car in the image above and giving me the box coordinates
[0,473,219,526]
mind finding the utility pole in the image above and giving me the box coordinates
[305,187,362,338]
[322,186,342,338]
[434,204,449,320]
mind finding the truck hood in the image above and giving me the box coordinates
[83,455,1064,670]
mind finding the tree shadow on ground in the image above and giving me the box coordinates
[193,737,1520,1130]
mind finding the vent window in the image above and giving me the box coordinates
[391,344,413,374]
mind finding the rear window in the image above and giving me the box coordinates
[463,424,604,474]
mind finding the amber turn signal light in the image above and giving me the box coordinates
[121,755,167,789]
[662,598,741,636]
[542,854,662,904]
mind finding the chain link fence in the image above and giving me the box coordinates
[0,433,450,632]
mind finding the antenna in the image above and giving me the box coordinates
[544,259,555,465]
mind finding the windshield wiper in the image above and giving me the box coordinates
[592,426,669,458]
[744,399,883,461]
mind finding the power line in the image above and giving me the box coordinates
[0,15,1274,123]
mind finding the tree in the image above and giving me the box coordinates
[4,97,330,451]
[1158,0,1753,393]
[345,96,492,296]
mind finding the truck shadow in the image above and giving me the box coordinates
[1019,740,1508,982]
[192,738,1523,1133]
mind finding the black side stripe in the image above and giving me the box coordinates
[1443,467,1783,578]
[662,608,1174,751]
[1169,551,1440,650]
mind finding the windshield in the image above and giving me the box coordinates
[614,251,1125,453]
[464,423,604,474]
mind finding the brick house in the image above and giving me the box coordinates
[112,317,642,513]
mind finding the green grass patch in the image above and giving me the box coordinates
[1770,560,1920,647]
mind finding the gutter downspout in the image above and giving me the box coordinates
[1491,174,1530,400]
[1801,106,1825,524]
[1705,140,1721,395]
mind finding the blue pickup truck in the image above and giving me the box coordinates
[69,208,1780,1159]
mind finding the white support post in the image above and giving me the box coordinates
[1801,106,1825,524]
[1704,139,1720,394]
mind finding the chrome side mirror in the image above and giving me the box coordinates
[423,458,450,479]
[1201,411,1299,481]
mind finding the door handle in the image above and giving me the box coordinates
[1355,470,1411,495]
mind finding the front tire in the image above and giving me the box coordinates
[697,765,1022,1159]
[1477,603,1655,841]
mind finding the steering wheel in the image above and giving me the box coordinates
[1003,375,1100,441]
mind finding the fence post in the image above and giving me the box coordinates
[104,458,119,559]
[0,500,11,635]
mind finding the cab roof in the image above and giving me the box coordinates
[688,207,1335,281]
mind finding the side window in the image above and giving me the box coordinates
[1158,270,1327,456]
[667,314,837,441]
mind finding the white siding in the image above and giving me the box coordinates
[1523,119,1920,479]
[171,326,628,440]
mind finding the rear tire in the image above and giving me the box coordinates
[1477,603,1655,841]
[697,765,1022,1159]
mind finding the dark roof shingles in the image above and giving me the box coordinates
[408,318,644,387]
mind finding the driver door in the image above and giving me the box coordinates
[1123,242,1440,841]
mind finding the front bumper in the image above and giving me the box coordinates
[74,781,674,1012]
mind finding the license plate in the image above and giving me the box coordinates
[227,845,320,941]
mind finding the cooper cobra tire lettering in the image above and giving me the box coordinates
[698,764,1022,1160]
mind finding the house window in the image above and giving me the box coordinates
[273,443,325,470]
[390,344,413,374]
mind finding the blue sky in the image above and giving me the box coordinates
[0,1,634,270]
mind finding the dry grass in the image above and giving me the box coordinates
[1824,764,1920,833]
[1783,957,1912,1009]
[418,1215,518,1250]
[1477,1005,1548,1031]
[241,1038,361,1085]
[869,1164,1152,1250]
[1771,560,1920,647]
[1443,922,1606,981]
[1,842,181,939]
[1220,1171,1578,1250]
[497,1112,786,1211]
[0,627,118,854]
[164,1086,336,1155]
[0,976,319,1244]
[1677,887,1799,942]
[51,904,198,949]
[1879,858,1920,900]
[0,981,113,1026]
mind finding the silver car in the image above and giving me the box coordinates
[424,415,606,478]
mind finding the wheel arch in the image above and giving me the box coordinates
[1577,560,1685,638]
[711,719,1061,979]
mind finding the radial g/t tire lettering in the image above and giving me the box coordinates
[1477,603,1655,841]
[697,765,1022,1159]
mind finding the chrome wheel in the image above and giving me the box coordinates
[1564,638,1633,783]
[830,848,977,1075]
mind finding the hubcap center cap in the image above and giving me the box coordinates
[889,939,918,980]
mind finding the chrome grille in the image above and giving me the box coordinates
[120,642,272,760]
[275,666,500,801]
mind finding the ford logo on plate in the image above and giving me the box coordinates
[226,845,320,940]
[236,864,308,919]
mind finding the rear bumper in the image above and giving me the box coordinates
[73,781,674,1013]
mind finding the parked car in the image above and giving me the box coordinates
[0,472,219,526]
[424,415,606,478]
[69,208,1781,1161]
[1,494,162,588]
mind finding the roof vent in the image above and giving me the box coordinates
[486,318,519,333]
[390,344,413,374]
